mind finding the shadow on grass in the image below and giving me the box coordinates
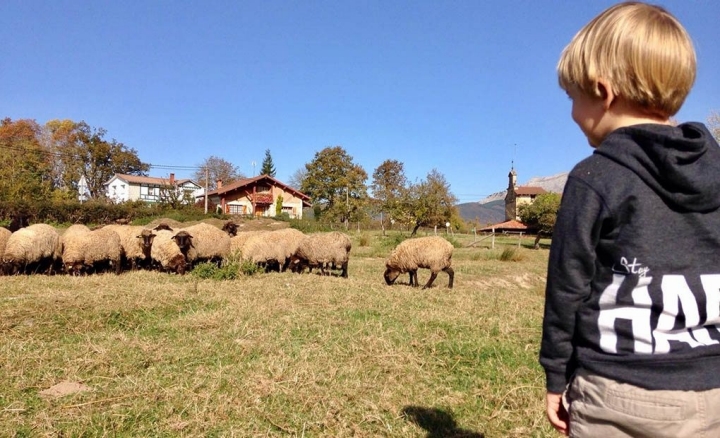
[402,406,484,438]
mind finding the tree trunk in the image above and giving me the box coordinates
[534,233,542,250]
[411,223,420,236]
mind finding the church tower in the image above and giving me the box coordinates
[504,165,517,221]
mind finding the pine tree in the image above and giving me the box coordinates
[261,149,276,177]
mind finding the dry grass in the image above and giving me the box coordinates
[0,232,555,437]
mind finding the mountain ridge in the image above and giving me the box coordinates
[458,172,568,224]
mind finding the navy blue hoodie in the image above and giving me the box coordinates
[540,122,720,393]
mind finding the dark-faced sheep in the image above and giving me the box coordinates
[102,225,156,270]
[290,231,352,278]
[174,223,231,268]
[384,236,454,289]
[2,224,63,275]
[150,229,188,275]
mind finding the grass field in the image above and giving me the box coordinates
[0,231,556,437]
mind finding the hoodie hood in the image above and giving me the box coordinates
[594,122,720,212]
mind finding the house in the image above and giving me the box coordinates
[104,173,203,204]
[199,174,311,219]
[504,167,546,221]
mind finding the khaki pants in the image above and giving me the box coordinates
[567,369,720,438]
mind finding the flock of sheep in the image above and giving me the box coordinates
[0,221,455,288]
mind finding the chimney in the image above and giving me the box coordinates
[169,173,175,185]
[216,179,223,189]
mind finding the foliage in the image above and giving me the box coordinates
[191,261,241,280]
[371,159,408,227]
[239,259,262,276]
[518,192,561,236]
[0,118,54,204]
[406,169,459,236]
[287,167,307,190]
[45,119,149,199]
[275,194,284,216]
[192,156,243,191]
[300,146,368,224]
[709,111,720,143]
[499,246,524,261]
[260,149,276,177]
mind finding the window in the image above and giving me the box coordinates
[257,185,270,193]
[228,205,246,214]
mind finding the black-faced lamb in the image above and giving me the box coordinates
[102,225,156,270]
[174,223,231,267]
[289,231,352,278]
[384,236,454,289]
[149,229,188,275]
[2,224,63,275]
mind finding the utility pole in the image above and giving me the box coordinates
[345,186,349,230]
[204,166,209,214]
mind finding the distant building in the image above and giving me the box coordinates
[104,173,203,204]
[504,167,546,221]
[199,174,311,219]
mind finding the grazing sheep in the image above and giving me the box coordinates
[175,223,231,267]
[242,228,305,272]
[61,226,123,275]
[2,224,63,275]
[384,236,454,289]
[0,227,13,275]
[102,225,156,270]
[290,231,352,278]
[229,231,269,257]
[150,229,188,275]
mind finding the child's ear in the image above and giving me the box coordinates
[596,78,616,110]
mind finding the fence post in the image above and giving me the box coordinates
[491,228,495,249]
[518,232,523,248]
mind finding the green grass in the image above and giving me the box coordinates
[0,231,555,437]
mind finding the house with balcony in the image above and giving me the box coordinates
[104,173,203,204]
[200,174,311,219]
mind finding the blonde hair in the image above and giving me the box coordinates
[558,2,696,118]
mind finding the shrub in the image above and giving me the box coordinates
[499,247,524,262]
[191,261,240,281]
[239,259,261,276]
[358,233,371,247]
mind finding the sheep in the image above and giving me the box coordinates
[229,231,269,257]
[173,223,231,267]
[0,227,11,260]
[289,231,352,278]
[61,225,122,275]
[384,236,454,289]
[102,225,156,270]
[149,229,188,275]
[242,228,305,272]
[2,224,63,275]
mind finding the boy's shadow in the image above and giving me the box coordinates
[402,406,484,438]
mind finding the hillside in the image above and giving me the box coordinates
[457,172,568,224]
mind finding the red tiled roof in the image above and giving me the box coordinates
[479,220,528,231]
[515,186,546,196]
[205,174,310,202]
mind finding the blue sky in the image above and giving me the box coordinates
[2,1,718,203]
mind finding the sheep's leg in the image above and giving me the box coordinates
[444,267,454,288]
[422,271,438,289]
[340,261,348,278]
[409,271,418,287]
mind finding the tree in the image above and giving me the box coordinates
[405,169,459,236]
[193,156,244,191]
[300,146,368,225]
[518,192,562,249]
[260,149,276,177]
[709,111,720,143]
[371,159,408,232]
[288,167,307,190]
[45,120,149,199]
[0,118,54,204]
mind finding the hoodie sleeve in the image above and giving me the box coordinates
[540,175,607,393]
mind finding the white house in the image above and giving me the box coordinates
[104,173,203,204]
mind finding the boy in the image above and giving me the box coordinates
[541,2,720,436]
